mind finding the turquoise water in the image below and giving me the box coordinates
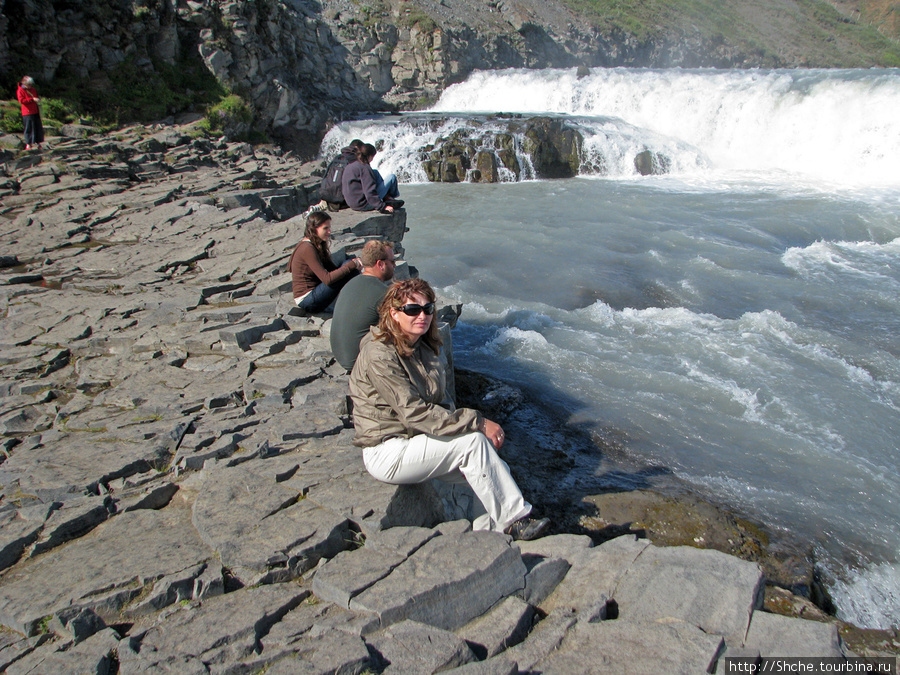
[324,68,900,629]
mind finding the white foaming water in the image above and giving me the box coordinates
[321,68,900,629]
[320,112,708,181]
[831,562,900,630]
[395,173,900,630]
[431,67,900,185]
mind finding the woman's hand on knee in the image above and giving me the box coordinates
[481,419,506,449]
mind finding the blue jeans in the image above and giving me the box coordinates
[373,171,399,200]
[297,271,358,313]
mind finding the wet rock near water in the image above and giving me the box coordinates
[416,114,673,182]
[0,124,863,671]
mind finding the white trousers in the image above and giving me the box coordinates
[363,432,531,532]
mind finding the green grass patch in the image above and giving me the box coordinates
[48,53,226,127]
[556,0,900,65]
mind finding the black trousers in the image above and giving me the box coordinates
[23,114,44,145]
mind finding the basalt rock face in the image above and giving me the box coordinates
[0,0,805,156]
[417,114,676,183]
[3,0,897,156]
[420,117,586,182]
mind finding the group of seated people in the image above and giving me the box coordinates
[287,198,550,542]
[307,138,404,217]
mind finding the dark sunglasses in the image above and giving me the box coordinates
[397,302,435,316]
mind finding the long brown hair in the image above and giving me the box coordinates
[376,278,442,357]
[303,211,333,265]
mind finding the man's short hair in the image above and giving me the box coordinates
[359,240,393,268]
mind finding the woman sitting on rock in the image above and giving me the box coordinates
[349,277,550,541]
[341,143,403,214]
[288,211,361,313]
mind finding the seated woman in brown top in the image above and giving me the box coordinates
[288,212,361,313]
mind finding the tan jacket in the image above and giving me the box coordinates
[349,328,482,447]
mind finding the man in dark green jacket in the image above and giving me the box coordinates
[329,241,396,371]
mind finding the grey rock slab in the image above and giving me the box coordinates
[613,543,764,639]
[312,545,407,608]
[540,534,650,615]
[0,403,54,434]
[29,494,111,556]
[133,584,309,669]
[259,598,342,646]
[5,627,120,675]
[243,360,322,398]
[289,376,350,414]
[0,634,53,673]
[115,480,179,512]
[126,562,215,616]
[0,508,43,571]
[191,461,351,584]
[350,530,528,631]
[217,321,279,351]
[535,619,725,674]
[280,311,326,335]
[499,607,577,672]
[174,432,246,470]
[257,629,373,674]
[0,505,213,635]
[521,554,570,607]
[364,525,438,557]
[263,407,345,441]
[443,659,519,675]
[368,619,477,674]
[47,606,106,643]
[434,519,475,537]
[253,602,375,673]
[0,429,175,498]
[255,272,292,297]
[282,441,447,533]
[457,595,535,659]
[516,533,594,562]
[741,611,843,657]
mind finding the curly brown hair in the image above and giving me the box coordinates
[376,278,442,357]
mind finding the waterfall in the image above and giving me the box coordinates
[322,68,900,187]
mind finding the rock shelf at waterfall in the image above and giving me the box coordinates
[0,122,892,671]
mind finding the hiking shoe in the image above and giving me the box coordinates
[303,201,327,218]
[385,198,405,209]
[504,517,550,541]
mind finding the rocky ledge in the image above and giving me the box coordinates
[0,124,888,673]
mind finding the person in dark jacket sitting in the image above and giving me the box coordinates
[305,139,364,216]
[341,143,403,214]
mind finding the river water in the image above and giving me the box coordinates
[320,67,900,630]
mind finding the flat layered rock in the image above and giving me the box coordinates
[122,584,309,671]
[191,458,351,584]
[458,595,536,659]
[0,505,213,635]
[350,530,527,631]
[541,534,650,616]
[533,619,725,674]
[4,627,120,675]
[613,543,764,639]
[368,619,477,673]
[0,427,180,499]
[741,611,843,657]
